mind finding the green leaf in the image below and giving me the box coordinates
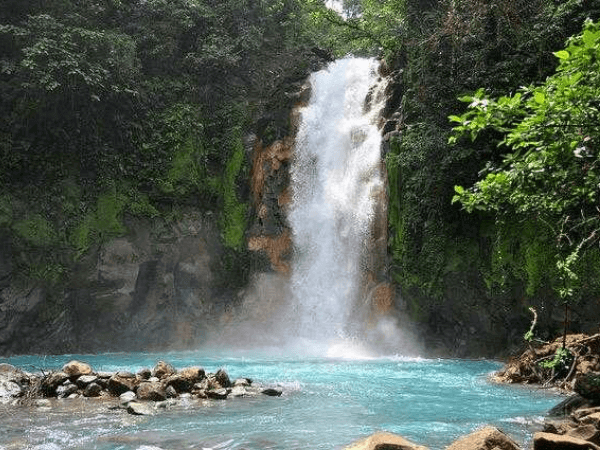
[554,50,570,60]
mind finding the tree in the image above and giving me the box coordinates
[450,19,600,347]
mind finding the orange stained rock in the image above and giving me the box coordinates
[248,229,292,274]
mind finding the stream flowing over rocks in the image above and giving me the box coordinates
[0,359,282,415]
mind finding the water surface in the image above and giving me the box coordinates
[2,352,563,450]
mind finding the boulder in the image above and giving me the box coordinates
[62,361,93,378]
[136,382,166,401]
[534,432,600,450]
[152,361,175,379]
[446,427,520,450]
[108,374,137,396]
[83,382,102,397]
[343,431,428,450]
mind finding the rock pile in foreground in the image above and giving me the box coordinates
[344,424,600,450]
[0,359,282,415]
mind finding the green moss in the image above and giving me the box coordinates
[220,126,248,250]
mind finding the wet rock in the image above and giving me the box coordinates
[446,427,520,450]
[83,382,102,397]
[136,382,166,401]
[343,431,429,450]
[534,431,600,450]
[152,361,175,379]
[230,386,248,397]
[41,372,69,396]
[119,391,136,405]
[62,360,93,378]
[165,385,177,398]
[214,369,231,388]
[108,373,137,396]
[261,388,282,397]
[56,382,78,398]
[0,379,22,400]
[137,368,151,380]
[164,368,203,393]
[206,388,228,400]
[127,401,155,416]
[233,377,252,387]
[75,374,98,388]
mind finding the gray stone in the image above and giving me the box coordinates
[76,375,98,388]
[119,391,136,405]
[41,372,69,396]
[56,382,78,398]
[0,379,22,400]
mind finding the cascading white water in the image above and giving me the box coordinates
[289,58,388,349]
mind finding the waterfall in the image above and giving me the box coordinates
[288,58,388,351]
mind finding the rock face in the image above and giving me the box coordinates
[0,213,235,355]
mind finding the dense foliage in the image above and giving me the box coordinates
[451,20,600,303]
[0,0,321,285]
[381,0,600,336]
